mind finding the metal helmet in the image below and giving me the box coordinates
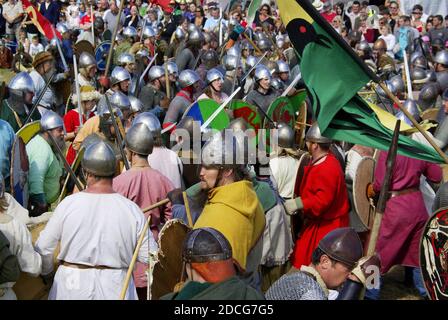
[79,52,96,69]
[411,67,429,84]
[182,227,232,263]
[254,65,272,82]
[110,66,131,86]
[266,60,279,75]
[245,55,258,70]
[142,25,156,39]
[8,72,34,95]
[136,49,150,58]
[206,68,224,85]
[389,75,405,94]
[270,78,285,91]
[373,38,387,51]
[318,227,363,269]
[201,49,219,69]
[223,54,239,71]
[174,27,186,41]
[395,111,413,127]
[123,26,138,39]
[94,16,104,30]
[253,31,268,41]
[80,133,104,151]
[40,110,64,131]
[203,32,212,44]
[125,123,154,156]
[412,55,428,70]
[305,122,332,144]
[403,99,421,122]
[56,23,69,34]
[277,60,290,74]
[201,130,248,167]
[132,112,162,137]
[117,53,135,66]
[228,118,249,132]
[166,61,179,77]
[418,82,440,110]
[187,29,204,46]
[176,116,196,138]
[410,51,423,64]
[97,99,124,123]
[81,141,117,177]
[276,122,295,148]
[257,38,272,52]
[178,69,200,88]
[357,40,372,56]
[437,71,448,93]
[241,41,254,52]
[377,80,397,97]
[128,96,143,114]
[426,69,437,83]
[110,91,131,111]
[227,44,241,58]
[434,50,448,67]
[148,65,165,82]
[276,37,285,49]
[187,23,199,34]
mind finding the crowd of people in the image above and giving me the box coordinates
[0,0,447,301]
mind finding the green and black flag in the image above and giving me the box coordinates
[277,0,444,163]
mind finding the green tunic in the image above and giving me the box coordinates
[0,100,41,133]
[26,134,63,204]
[160,276,265,300]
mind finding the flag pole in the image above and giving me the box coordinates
[379,82,448,164]
[366,120,400,256]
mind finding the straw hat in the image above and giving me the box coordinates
[71,85,101,104]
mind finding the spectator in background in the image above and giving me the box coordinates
[428,15,448,44]
[39,0,60,26]
[185,2,196,23]
[29,35,44,58]
[425,16,434,34]
[194,6,207,29]
[253,3,275,31]
[3,0,24,41]
[17,28,29,53]
[388,1,402,27]
[203,3,225,33]
[347,1,361,32]
[124,5,140,29]
[66,0,80,30]
[380,7,396,34]
[331,15,343,34]
[378,23,396,58]
[334,2,351,31]
[410,5,425,34]
[103,0,125,34]
[321,2,336,24]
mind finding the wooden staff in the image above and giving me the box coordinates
[119,198,170,300]
[164,55,170,99]
[379,82,448,164]
[242,32,262,55]
[104,0,126,77]
[366,120,400,255]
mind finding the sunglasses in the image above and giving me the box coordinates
[412,11,422,15]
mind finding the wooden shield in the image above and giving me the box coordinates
[16,121,41,144]
[75,40,95,59]
[294,98,307,149]
[353,157,376,230]
[420,108,439,123]
[10,137,29,208]
[420,207,448,300]
[290,153,311,242]
[151,219,191,300]
[95,41,111,72]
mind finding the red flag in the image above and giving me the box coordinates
[150,0,174,13]
[22,0,62,40]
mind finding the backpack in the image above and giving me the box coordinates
[0,230,20,284]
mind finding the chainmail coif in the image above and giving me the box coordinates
[265,271,327,300]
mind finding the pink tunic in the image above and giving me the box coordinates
[373,152,442,273]
[113,167,174,288]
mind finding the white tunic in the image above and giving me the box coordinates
[29,70,55,113]
[34,192,158,300]
[269,155,300,199]
[148,147,184,189]
[0,193,43,300]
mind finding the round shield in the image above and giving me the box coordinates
[420,207,448,300]
[151,219,191,300]
[95,41,111,72]
[263,96,296,153]
[229,100,262,133]
[291,152,312,242]
[353,157,376,230]
[16,120,41,144]
[291,90,308,149]
[10,136,29,208]
[182,99,230,131]
[75,40,95,60]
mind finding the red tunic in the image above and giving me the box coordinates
[291,153,350,268]
[64,110,94,165]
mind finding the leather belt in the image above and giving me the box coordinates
[61,261,120,270]
[389,187,419,198]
